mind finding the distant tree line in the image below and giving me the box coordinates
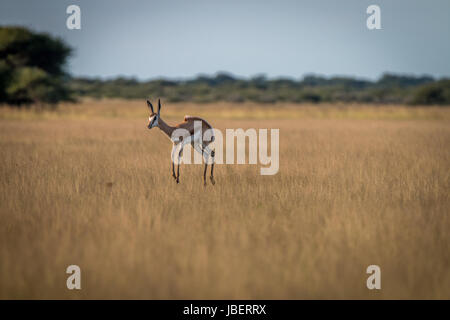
[1,26,449,107]
[70,72,450,105]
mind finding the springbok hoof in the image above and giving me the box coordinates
[210,176,215,185]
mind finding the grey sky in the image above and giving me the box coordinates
[1,0,449,80]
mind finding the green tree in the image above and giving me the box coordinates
[0,26,73,106]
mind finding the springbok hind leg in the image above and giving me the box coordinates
[171,144,177,180]
[203,161,208,186]
[203,145,215,185]
[194,143,209,186]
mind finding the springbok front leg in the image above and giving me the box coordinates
[210,149,215,185]
[203,152,209,186]
[176,145,184,184]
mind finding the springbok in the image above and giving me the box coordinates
[146,99,216,185]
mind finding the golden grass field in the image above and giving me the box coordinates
[0,100,449,299]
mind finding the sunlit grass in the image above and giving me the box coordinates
[0,101,449,299]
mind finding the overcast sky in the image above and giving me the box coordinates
[1,0,449,80]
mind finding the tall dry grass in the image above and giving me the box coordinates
[0,100,449,299]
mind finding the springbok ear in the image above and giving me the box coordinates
[158,99,161,114]
[147,100,154,113]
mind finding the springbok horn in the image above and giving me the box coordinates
[147,100,154,113]
[158,99,161,115]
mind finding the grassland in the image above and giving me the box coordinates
[0,100,449,299]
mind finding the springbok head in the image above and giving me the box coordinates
[147,99,161,129]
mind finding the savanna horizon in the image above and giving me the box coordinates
[0,100,449,299]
